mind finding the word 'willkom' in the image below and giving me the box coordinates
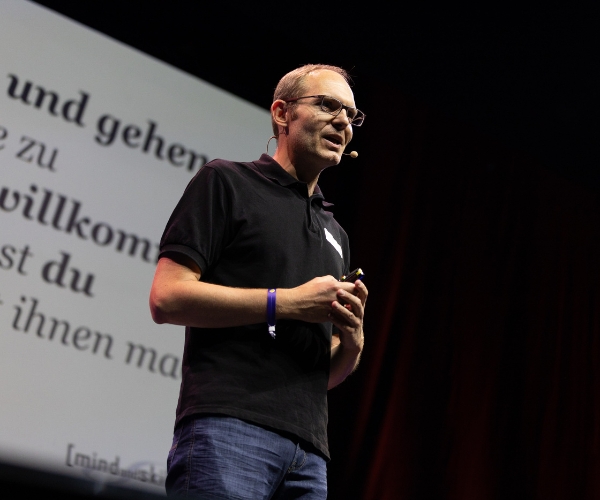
[0,183,159,264]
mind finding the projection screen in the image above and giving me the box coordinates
[0,0,271,493]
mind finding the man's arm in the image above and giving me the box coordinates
[327,280,368,389]
[149,254,360,328]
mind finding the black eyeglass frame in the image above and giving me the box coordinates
[283,94,365,126]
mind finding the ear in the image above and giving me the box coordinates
[271,100,289,135]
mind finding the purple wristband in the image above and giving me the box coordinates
[267,288,276,339]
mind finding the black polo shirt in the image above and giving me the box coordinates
[159,154,350,459]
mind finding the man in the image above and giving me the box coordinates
[149,64,367,499]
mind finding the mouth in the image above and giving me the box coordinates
[323,134,344,150]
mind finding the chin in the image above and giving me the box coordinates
[320,149,342,165]
[329,153,343,165]
[307,146,341,169]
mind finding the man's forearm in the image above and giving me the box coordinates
[149,257,358,329]
[328,341,363,389]
[151,278,272,328]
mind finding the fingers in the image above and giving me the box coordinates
[354,280,368,306]
[329,301,361,331]
[337,279,367,302]
[337,281,358,294]
[335,289,362,315]
[330,289,363,330]
[328,278,368,332]
[295,275,367,324]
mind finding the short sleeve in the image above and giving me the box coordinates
[159,164,231,275]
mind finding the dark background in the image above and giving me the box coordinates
[30,1,596,188]
[10,1,597,498]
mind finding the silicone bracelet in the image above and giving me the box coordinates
[267,288,276,339]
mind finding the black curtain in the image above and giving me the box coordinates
[323,78,600,500]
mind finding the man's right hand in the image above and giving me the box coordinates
[278,276,359,323]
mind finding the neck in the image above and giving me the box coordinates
[272,146,321,196]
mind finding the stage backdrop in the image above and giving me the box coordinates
[0,0,271,493]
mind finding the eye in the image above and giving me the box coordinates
[321,97,340,113]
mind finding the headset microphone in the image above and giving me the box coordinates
[343,151,358,158]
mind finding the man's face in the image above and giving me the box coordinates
[285,70,355,170]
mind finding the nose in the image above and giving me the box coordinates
[332,108,352,130]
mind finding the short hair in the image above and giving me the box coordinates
[271,64,351,137]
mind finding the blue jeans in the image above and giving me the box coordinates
[166,415,327,499]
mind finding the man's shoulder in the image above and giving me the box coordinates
[201,158,260,178]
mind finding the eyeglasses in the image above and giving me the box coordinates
[283,95,366,126]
